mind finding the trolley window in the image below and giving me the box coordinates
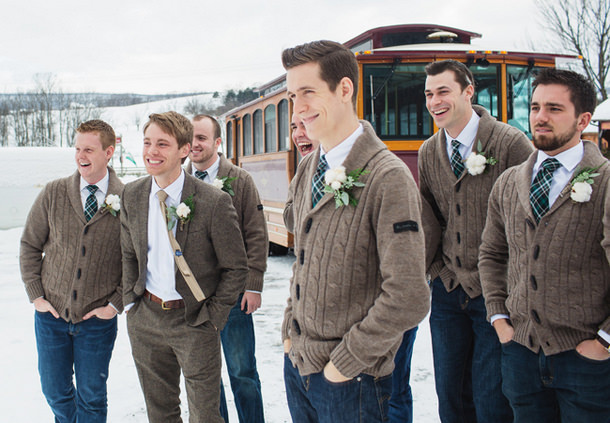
[226,121,233,159]
[507,64,543,138]
[471,63,501,120]
[265,105,277,152]
[278,99,289,151]
[243,114,252,156]
[254,109,263,154]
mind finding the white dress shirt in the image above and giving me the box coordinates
[191,154,220,183]
[320,123,363,169]
[145,170,186,301]
[79,171,109,210]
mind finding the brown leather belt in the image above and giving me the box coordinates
[144,290,185,310]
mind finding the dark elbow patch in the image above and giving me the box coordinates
[393,220,419,233]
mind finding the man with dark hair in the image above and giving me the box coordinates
[186,114,268,423]
[20,119,123,422]
[419,59,533,422]
[121,111,248,423]
[281,40,430,423]
[479,68,610,422]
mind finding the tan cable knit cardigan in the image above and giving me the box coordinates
[20,168,124,322]
[419,105,533,298]
[282,121,430,378]
[479,141,610,355]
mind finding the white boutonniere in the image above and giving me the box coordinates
[213,176,236,196]
[101,194,120,216]
[324,166,369,208]
[166,195,195,230]
[570,166,601,203]
[465,140,498,176]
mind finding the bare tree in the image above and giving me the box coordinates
[537,0,610,100]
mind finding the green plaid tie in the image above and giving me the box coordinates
[530,158,561,223]
[450,139,465,178]
[312,154,328,207]
[84,185,99,221]
[194,170,208,181]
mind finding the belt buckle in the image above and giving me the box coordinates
[161,300,171,311]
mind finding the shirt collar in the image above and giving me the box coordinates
[321,123,363,169]
[534,141,584,173]
[80,170,109,195]
[444,109,480,149]
[151,169,185,205]
[192,153,220,177]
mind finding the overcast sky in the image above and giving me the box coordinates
[0,0,552,94]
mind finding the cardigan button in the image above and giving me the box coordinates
[72,290,77,300]
[292,319,301,335]
[456,232,461,244]
[525,218,535,230]
[456,204,461,215]
[81,246,86,256]
[455,256,462,268]
[77,268,82,279]
[531,309,541,324]
[296,284,300,300]
[65,309,69,318]
[449,279,454,289]
[529,335,534,347]
[299,250,304,265]
[305,218,313,233]
[533,245,540,260]
[84,226,89,235]
[530,275,538,290]
[455,181,462,193]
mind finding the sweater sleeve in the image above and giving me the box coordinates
[599,179,610,334]
[120,185,140,307]
[19,185,51,302]
[329,165,431,378]
[240,172,268,292]
[478,173,511,320]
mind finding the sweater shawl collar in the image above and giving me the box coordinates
[515,140,608,222]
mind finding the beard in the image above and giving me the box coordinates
[532,122,579,152]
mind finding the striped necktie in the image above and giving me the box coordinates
[312,154,328,207]
[194,170,208,181]
[450,139,465,178]
[530,158,561,223]
[84,185,99,221]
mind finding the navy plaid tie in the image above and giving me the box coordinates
[450,139,465,178]
[84,185,98,221]
[194,170,208,181]
[312,155,328,207]
[530,158,561,223]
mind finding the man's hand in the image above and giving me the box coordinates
[576,339,610,361]
[33,297,59,318]
[323,361,352,383]
[492,318,514,344]
[241,292,262,314]
[83,305,118,320]
[283,338,292,354]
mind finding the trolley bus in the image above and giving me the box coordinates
[221,23,577,250]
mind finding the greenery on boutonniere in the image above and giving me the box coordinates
[465,140,498,175]
[166,194,195,230]
[324,166,369,208]
[101,194,120,217]
[213,176,237,196]
[570,165,601,203]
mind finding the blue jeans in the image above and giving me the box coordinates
[501,340,610,422]
[35,311,117,423]
[389,326,418,423]
[219,294,264,423]
[284,354,391,423]
[429,277,511,423]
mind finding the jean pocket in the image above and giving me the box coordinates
[500,339,516,348]
[573,349,610,364]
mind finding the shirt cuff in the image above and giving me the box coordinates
[108,302,118,312]
[490,314,510,325]
[245,290,261,294]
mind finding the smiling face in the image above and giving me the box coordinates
[190,117,221,170]
[287,62,356,151]
[74,131,114,184]
[143,122,190,188]
[425,70,474,138]
[290,113,319,157]
[530,83,590,156]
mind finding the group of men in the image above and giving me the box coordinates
[19,38,609,423]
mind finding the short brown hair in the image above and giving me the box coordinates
[425,60,475,92]
[282,40,358,109]
[532,68,597,116]
[144,111,193,149]
[193,114,221,140]
[76,119,116,149]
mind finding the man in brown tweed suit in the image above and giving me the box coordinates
[20,119,123,423]
[121,111,248,423]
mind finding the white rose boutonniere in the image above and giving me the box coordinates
[166,194,195,230]
[213,176,237,196]
[324,166,369,208]
[101,194,120,216]
[570,166,601,203]
[465,140,498,176]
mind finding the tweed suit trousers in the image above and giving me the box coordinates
[127,297,223,423]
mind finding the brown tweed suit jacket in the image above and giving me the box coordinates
[120,172,248,330]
